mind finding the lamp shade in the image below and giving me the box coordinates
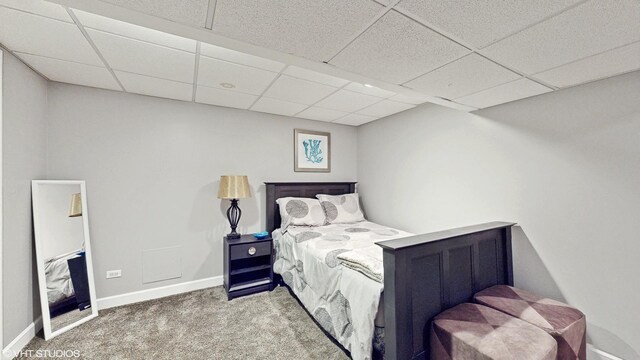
[217,175,251,199]
[69,193,82,217]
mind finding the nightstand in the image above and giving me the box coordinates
[223,234,274,300]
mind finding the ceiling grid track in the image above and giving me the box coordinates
[326,5,397,63]
[66,8,126,91]
[109,69,193,85]
[391,6,558,91]
[191,42,201,101]
[0,43,51,81]
[290,81,352,118]
[527,39,640,77]
[247,66,289,110]
[205,0,216,30]
[447,77,542,103]
[400,53,474,85]
[473,0,592,50]
[387,9,476,77]
[391,8,474,52]
[472,52,558,90]
[290,82,397,123]
[331,95,389,123]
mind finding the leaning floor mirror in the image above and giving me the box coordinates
[32,180,98,339]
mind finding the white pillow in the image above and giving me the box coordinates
[316,193,365,224]
[276,197,326,230]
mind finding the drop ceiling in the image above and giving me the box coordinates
[1,0,639,127]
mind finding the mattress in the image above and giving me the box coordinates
[273,221,412,360]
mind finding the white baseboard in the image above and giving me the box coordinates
[2,317,42,360]
[2,276,223,359]
[588,344,626,360]
[97,275,223,310]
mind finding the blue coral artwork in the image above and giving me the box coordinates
[295,129,330,172]
[303,139,324,164]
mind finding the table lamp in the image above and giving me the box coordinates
[217,175,251,239]
[69,193,82,217]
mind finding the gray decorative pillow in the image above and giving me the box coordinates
[276,197,326,231]
[316,193,365,224]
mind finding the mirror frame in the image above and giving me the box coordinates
[32,180,98,340]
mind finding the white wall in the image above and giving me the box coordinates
[45,83,358,298]
[37,183,84,260]
[0,48,3,353]
[1,51,48,345]
[357,71,640,360]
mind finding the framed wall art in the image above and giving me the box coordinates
[294,129,330,172]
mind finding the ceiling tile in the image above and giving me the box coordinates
[344,83,395,98]
[87,29,195,83]
[396,0,582,48]
[212,0,383,61]
[482,0,640,74]
[330,10,470,84]
[197,55,278,95]
[405,54,521,99]
[17,52,120,90]
[0,0,73,22]
[0,7,102,66]
[199,42,285,72]
[263,75,337,105]
[73,9,197,52]
[98,0,209,27]
[314,89,383,113]
[283,66,350,87]
[115,70,193,101]
[297,107,348,122]
[533,42,640,88]
[388,93,431,104]
[333,113,378,126]
[357,99,415,117]
[456,78,552,109]
[195,86,258,110]
[251,97,308,117]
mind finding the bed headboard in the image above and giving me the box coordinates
[265,182,356,233]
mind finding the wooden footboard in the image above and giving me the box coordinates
[377,222,515,360]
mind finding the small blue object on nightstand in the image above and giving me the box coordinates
[253,231,269,239]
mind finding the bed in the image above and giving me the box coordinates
[273,221,413,359]
[45,250,92,316]
[266,182,515,360]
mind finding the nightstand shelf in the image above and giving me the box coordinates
[223,234,274,300]
[230,263,272,276]
[229,277,271,292]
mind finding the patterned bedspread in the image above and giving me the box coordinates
[273,221,413,360]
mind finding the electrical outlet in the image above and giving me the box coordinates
[106,270,122,279]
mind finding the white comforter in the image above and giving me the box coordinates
[45,250,81,305]
[337,245,385,283]
[273,221,412,360]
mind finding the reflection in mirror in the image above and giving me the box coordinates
[32,181,98,339]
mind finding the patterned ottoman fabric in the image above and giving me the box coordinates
[474,285,586,360]
[431,303,557,360]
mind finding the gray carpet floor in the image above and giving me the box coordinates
[50,307,93,333]
[17,286,350,360]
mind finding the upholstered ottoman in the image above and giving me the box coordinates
[474,285,586,360]
[431,303,557,360]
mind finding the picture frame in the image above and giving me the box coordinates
[294,129,331,172]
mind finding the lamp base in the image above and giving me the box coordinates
[226,199,242,240]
